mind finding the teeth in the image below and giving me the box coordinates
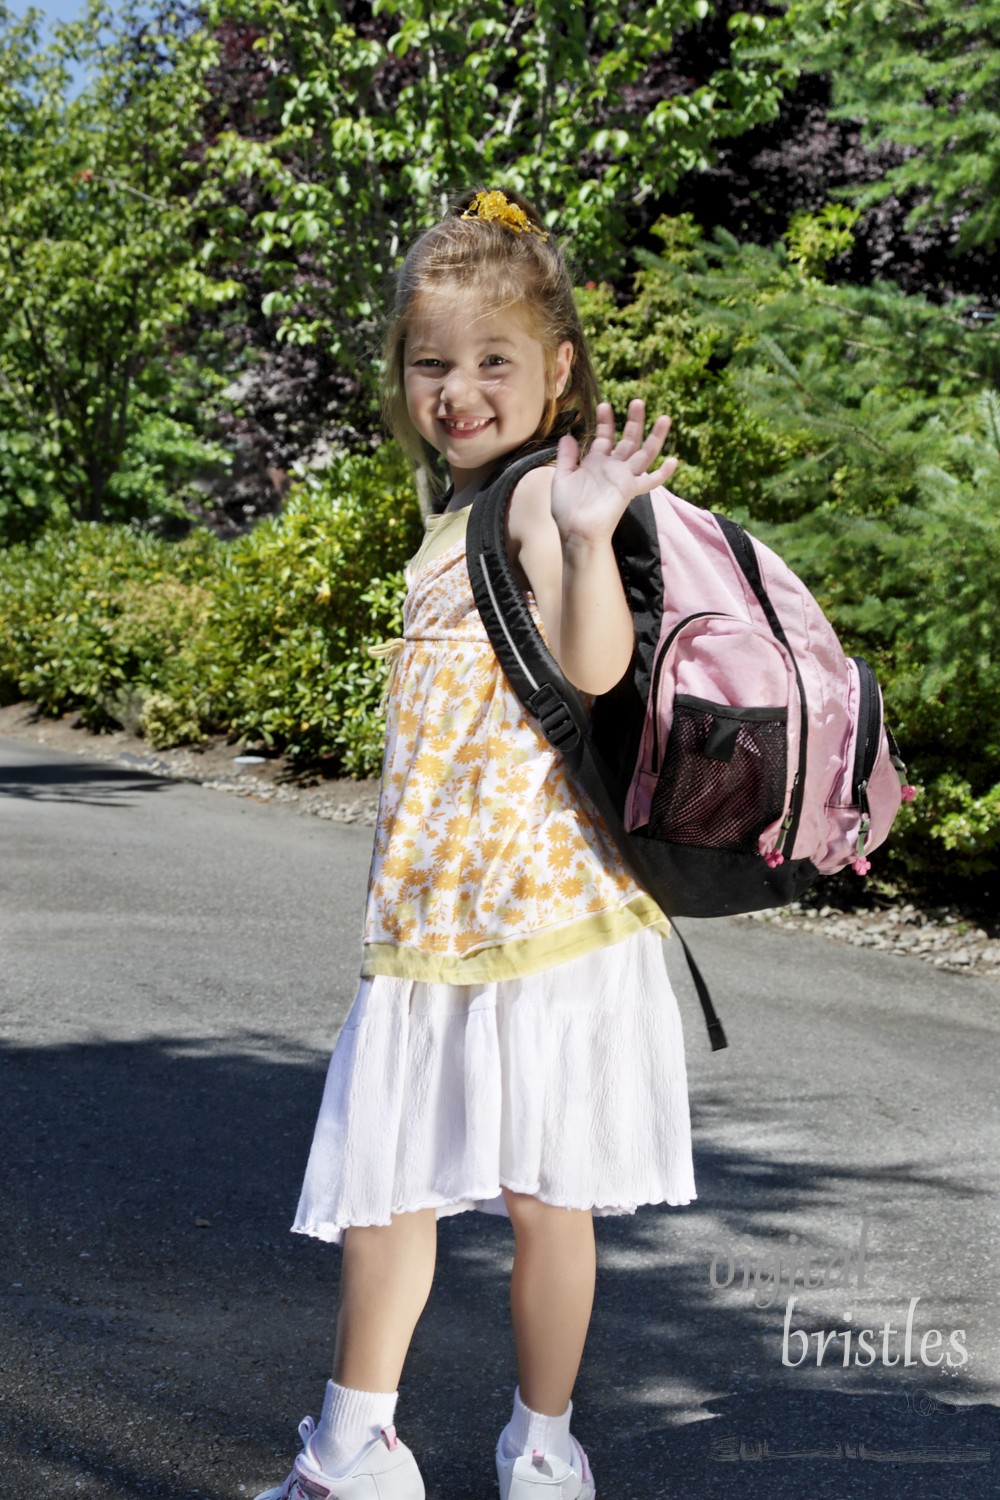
[443,417,491,431]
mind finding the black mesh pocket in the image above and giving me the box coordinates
[648,697,788,853]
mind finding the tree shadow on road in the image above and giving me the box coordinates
[1,1037,996,1500]
[0,756,172,807]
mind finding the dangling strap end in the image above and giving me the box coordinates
[707,1017,728,1052]
[673,919,729,1052]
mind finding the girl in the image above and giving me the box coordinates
[257,188,696,1500]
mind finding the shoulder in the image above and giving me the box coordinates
[505,463,556,549]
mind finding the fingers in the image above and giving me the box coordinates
[646,454,679,490]
[586,399,676,492]
[618,397,647,453]
[608,399,672,474]
[555,431,580,471]
[634,413,672,469]
[590,401,616,452]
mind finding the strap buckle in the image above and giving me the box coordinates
[528,682,581,751]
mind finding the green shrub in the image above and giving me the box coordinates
[591,214,999,529]
[138,690,207,749]
[102,391,235,533]
[0,523,219,730]
[672,218,999,522]
[0,442,423,772]
[0,422,69,547]
[200,442,422,772]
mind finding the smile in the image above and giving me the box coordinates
[439,416,495,435]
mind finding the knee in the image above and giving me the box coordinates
[502,1186,542,1234]
[502,1187,592,1238]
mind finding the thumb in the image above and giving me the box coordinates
[555,432,579,472]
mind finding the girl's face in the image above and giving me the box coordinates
[404,286,573,495]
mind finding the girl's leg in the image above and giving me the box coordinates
[501,1188,596,1414]
[258,1211,436,1493]
[332,1206,438,1391]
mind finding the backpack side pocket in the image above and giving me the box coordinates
[649,696,788,853]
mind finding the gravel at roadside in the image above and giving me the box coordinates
[2,699,997,984]
[742,901,1000,979]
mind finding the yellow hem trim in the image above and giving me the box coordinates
[361,894,670,985]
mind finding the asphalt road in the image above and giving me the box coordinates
[2,735,998,1500]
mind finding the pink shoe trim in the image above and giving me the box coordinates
[531,1449,545,1468]
[291,1459,334,1500]
[381,1424,399,1451]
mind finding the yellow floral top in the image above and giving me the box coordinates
[361,503,670,984]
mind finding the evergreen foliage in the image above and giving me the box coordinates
[749,0,1000,253]
[670,221,1000,519]
[578,216,787,513]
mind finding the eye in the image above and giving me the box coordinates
[483,354,508,367]
[413,358,444,369]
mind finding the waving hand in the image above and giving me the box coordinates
[550,399,678,543]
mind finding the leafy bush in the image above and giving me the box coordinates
[0,422,69,547]
[594,213,997,525]
[0,523,219,729]
[101,377,236,535]
[0,442,423,772]
[201,442,422,772]
[580,216,789,514]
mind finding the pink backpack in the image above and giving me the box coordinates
[466,448,913,1046]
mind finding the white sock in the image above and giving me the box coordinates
[499,1386,573,1466]
[311,1379,399,1478]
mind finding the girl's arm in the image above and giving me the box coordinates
[506,400,677,696]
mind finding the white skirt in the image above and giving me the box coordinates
[292,926,696,1245]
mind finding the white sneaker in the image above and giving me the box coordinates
[496,1434,596,1500]
[255,1415,425,1500]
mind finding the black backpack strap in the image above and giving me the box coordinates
[670,920,728,1051]
[465,447,588,755]
[466,454,729,1051]
[466,450,633,831]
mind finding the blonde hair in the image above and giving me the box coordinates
[380,188,600,503]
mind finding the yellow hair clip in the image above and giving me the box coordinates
[461,190,548,240]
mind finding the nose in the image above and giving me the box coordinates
[438,364,476,409]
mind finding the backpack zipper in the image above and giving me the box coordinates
[723,521,808,859]
[650,612,727,771]
[851,656,882,825]
[850,655,884,863]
